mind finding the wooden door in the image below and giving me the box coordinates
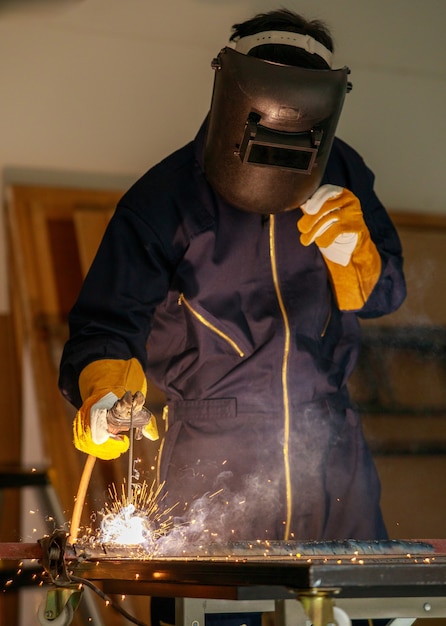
[6,184,154,624]
[6,184,123,520]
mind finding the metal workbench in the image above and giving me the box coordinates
[3,537,446,625]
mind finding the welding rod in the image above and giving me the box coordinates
[127,404,135,504]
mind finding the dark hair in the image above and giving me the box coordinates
[230,8,334,69]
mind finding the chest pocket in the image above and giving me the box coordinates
[178,293,252,358]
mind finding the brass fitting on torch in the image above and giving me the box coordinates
[298,590,349,626]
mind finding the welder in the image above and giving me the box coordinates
[59,4,405,563]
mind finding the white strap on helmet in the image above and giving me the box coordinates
[234,30,333,68]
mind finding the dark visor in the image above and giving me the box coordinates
[238,114,323,173]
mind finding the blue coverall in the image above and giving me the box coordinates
[59,120,406,542]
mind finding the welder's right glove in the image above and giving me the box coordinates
[73,358,159,461]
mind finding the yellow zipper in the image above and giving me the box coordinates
[269,214,293,541]
[321,297,332,338]
[178,293,245,357]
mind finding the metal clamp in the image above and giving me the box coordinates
[38,530,83,624]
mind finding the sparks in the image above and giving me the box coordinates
[209,488,224,499]
[100,504,153,546]
[98,480,175,550]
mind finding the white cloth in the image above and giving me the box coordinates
[301,184,359,266]
[90,391,118,444]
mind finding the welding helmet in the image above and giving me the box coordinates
[203,32,351,214]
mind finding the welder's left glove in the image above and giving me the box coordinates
[297,184,382,311]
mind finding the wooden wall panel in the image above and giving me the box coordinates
[0,313,21,623]
[0,314,21,469]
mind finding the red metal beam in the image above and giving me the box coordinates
[0,542,42,560]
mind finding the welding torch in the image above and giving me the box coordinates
[69,391,153,545]
[106,390,154,501]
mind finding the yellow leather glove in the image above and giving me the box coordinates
[73,358,159,460]
[297,185,382,311]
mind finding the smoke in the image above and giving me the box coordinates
[153,471,282,556]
